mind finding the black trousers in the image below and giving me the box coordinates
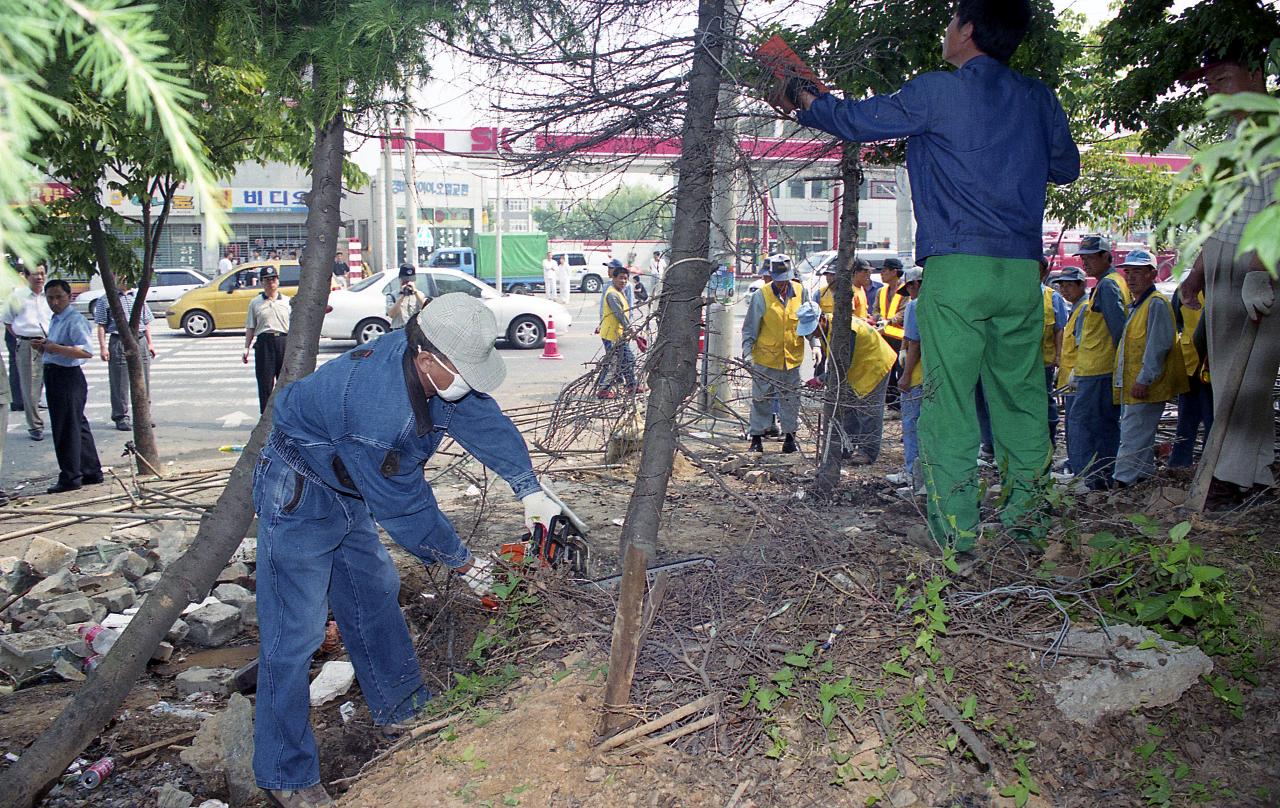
[45,364,102,487]
[883,335,903,409]
[5,329,22,410]
[254,332,288,413]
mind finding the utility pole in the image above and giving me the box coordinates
[703,0,741,419]
[494,160,503,291]
[402,94,420,267]
[381,113,397,269]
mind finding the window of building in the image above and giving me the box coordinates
[809,180,829,199]
[503,198,529,212]
[787,179,807,198]
[506,219,530,232]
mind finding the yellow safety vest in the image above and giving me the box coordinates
[877,285,904,339]
[599,286,628,342]
[819,284,834,316]
[752,281,805,371]
[1075,272,1131,377]
[1041,287,1058,366]
[1056,304,1084,389]
[1178,293,1206,380]
[846,318,898,397]
[1114,289,1190,405]
[853,286,868,321]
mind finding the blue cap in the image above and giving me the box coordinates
[1119,248,1157,268]
[1073,235,1111,256]
[1052,267,1087,283]
[796,301,821,337]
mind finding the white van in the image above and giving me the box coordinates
[551,250,612,293]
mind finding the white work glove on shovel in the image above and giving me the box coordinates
[1242,271,1275,321]
[521,490,562,534]
[457,555,495,597]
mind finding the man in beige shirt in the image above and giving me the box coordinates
[242,266,291,413]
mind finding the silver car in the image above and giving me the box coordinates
[75,267,210,317]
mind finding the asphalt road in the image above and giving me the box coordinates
[2,291,624,491]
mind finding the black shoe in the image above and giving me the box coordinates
[782,434,797,454]
[0,492,9,506]
[116,420,132,431]
[28,429,42,441]
[749,436,764,453]
[46,482,82,494]
[763,419,780,438]
[82,474,104,485]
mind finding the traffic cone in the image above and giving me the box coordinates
[540,316,564,360]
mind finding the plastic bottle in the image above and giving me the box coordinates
[77,625,120,655]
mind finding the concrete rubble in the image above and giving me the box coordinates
[181,693,257,807]
[309,660,356,706]
[0,524,259,681]
[1043,623,1214,726]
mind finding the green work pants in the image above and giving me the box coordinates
[916,254,1050,550]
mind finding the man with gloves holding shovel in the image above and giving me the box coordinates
[251,293,563,807]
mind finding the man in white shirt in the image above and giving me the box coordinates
[542,252,558,301]
[218,252,234,275]
[3,263,52,440]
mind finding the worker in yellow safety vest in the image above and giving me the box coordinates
[743,254,809,453]
[1112,249,1187,486]
[1050,266,1087,473]
[1169,289,1212,467]
[595,261,636,399]
[1039,258,1069,448]
[874,258,906,412]
[1064,235,1131,489]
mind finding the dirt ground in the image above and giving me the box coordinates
[2,411,1278,807]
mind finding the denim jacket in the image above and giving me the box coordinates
[270,329,540,566]
[797,55,1079,264]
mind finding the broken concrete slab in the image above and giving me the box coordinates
[75,571,129,598]
[216,562,254,590]
[107,549,151,581]
[1044,623,1213,726]
[237,600,257,627]
[0,626,80,678]
[89,586,137,614]
[135,571,163,593]
[0,559,38,602]
[175,666,236,697]
[154,782,195,808]
[40,594,105,625]
[230,537,256,566]
[309,660,355,706]
[13,568,77,611]
[23,536,77,576]
[167,618,191,644]
[181,693,256,807]
[185,602,242,647]
[212,583,253,607]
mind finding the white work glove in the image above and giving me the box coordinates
[458,555,494,597]
[898,349,907,366]
[1242,271,1275,320]
[521,490,562,534]
[1067,370,1078,392]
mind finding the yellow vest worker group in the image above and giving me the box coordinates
[877,285,903,339]
[752,280,806,371]
[1041,287,1058,365]
[1075,273,1132,377]
[1115,290,1189,405]
[846,319,898,397]
[599,285,628,343]
[1178,293,1207,380]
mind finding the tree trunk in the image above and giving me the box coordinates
[601,0,726,735]
[813,145,861,498]
[0,95,345,808]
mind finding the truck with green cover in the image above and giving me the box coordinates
[425,232,550,293]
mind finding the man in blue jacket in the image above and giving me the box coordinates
[784,0,1078,553]
[251,294,563,807]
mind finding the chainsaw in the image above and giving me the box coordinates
[498,514,591,578]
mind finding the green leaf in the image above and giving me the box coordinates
[783,653,811,668]
[1190,564,1226,583]
[943,666,955,684]
[960,694,977,720]
[1168,521,1192,542]
[882,661,910,678]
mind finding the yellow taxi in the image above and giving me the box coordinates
[165,260,299,337]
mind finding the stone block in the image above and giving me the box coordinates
[152,641,175,664]
[309,660,355,706]
[107,550,151,582]
[186,603,241,647]
[0,627,80,678]
[237,600,257,627]
[231,537,257,565]
[23,536,77,577]
[175,666,235,697]
[40,594,104,625]
[75,571,129,598]
[90,586,137,614]
[14,611,67,633]
[216,563,253,589]
[136,571,163,593]
[181,693,256,806]
[167,619,190,644]
[154,783,194,808]
[1045,623,1214,726]
[0,556,22,576]
[212,583,252,605]
[0,559,38,602]
[17,569,77,610]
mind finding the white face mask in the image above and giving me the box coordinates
[429,355,472,401]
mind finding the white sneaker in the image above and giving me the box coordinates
[885,472,909,485]
[896,484,926,499]
[1050,471,1074,484]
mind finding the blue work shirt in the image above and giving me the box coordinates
[270,329,541,569]
[43,307,93,368]
[797,55,1079,264]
